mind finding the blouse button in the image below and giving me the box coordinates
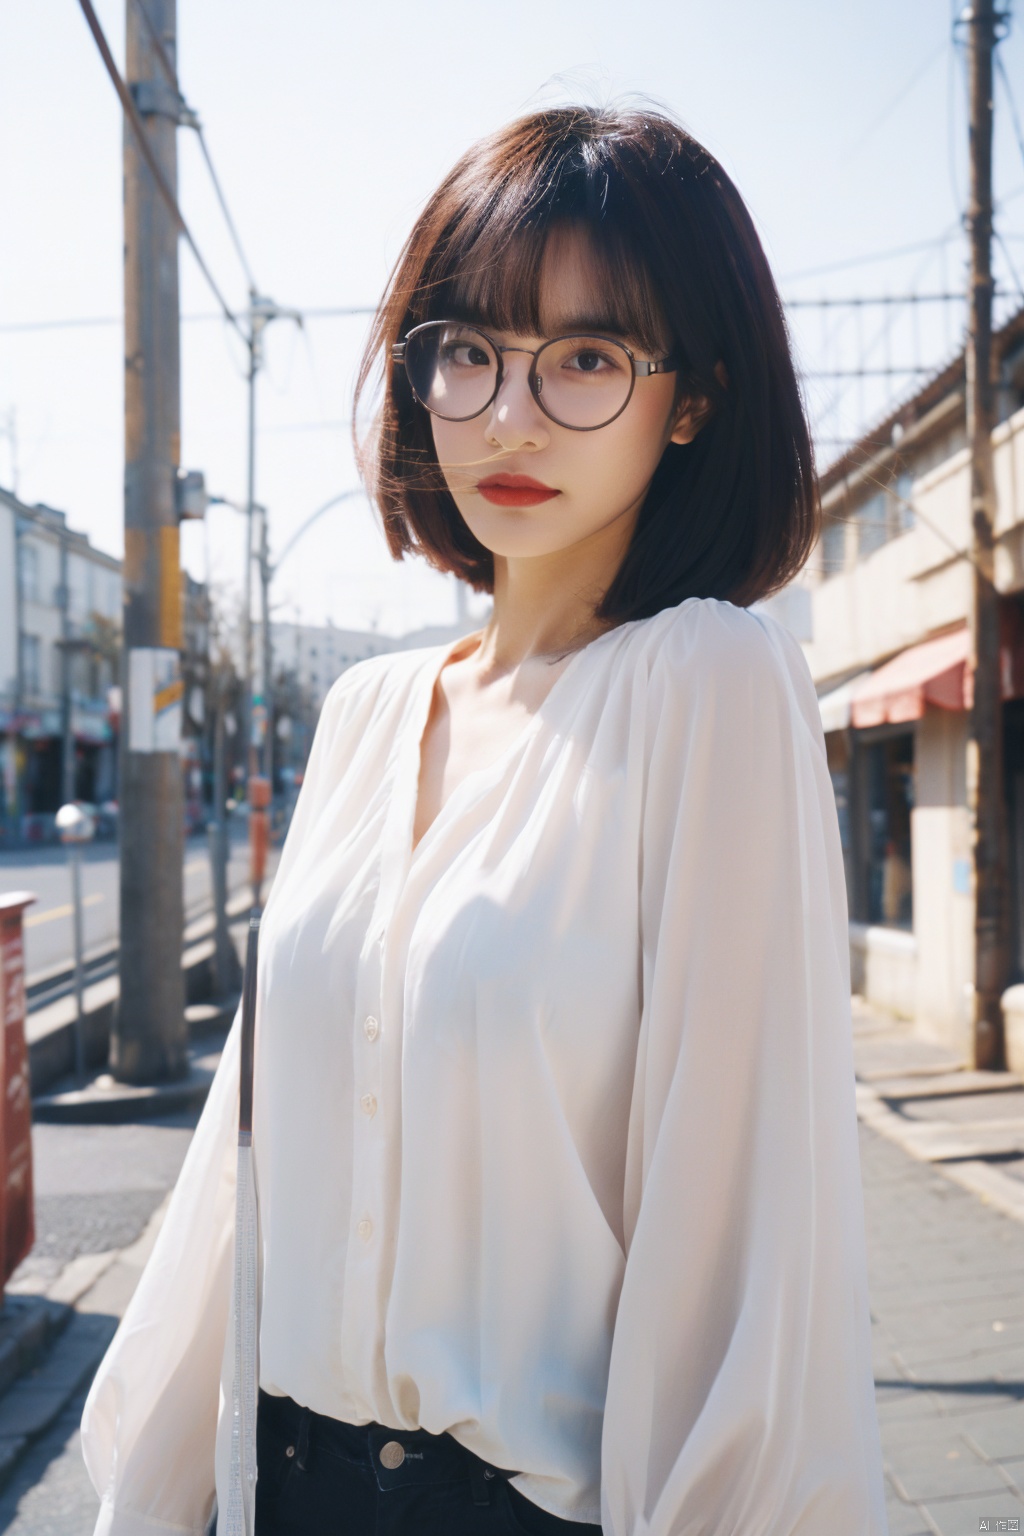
[364,1015,380,1041]
[357,1218,373,1241]
[360,1093,377,1118]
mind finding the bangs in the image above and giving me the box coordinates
[416,213,669,355]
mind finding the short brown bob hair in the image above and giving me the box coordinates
[355,105,817,620]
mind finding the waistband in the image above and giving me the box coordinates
[258,1388,520,1503]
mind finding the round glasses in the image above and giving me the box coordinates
[391,320,679,433]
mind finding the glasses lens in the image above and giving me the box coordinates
[534,336,633,429]
[405,323,498,421]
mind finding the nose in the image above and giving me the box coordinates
[483,355,551,453]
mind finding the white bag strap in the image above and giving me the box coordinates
[224,910,261,1536]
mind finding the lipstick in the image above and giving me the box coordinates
[477,474,560,508]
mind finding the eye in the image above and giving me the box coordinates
[441,343,491,368]
[561,346,624,376]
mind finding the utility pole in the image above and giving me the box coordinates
[241,296,301,784]
[111,0,187,1083]
[242,311,258,780]
[208,676,240,996]
[259,507,274,784]
[10,514,25,836]
[58,526,75,806]
[965,0,1008,1070]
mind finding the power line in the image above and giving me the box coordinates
[843,36,948,159]
[786,291,968,308]
[996,230,1024,300]
[129,0,259,293]
[194,129,258,292]
[0,295,989,334]
[0,315,121,333]
[802,366,937,379]
[996,54,1024,189]
[780,232,962,284]
[75,0,244,339]
[782,188,1024,288]
[0,305,374,334]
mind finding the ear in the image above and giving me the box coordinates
[669,396,711,445]
[669,360,728,446]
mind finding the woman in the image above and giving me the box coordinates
[82,107,888,1535]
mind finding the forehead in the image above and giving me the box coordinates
[530,228,626,335]
[438,221,665,348]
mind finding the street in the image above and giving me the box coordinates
[1,832,253,984]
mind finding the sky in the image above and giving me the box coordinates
[2,0,1024,637]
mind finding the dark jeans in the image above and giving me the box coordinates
[255,1389,603,1535]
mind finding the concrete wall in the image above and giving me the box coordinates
[912,708,974,1056]
[850,923,917,1019]
[805,398,1024,687]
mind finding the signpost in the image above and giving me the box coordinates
[56,802,97,1080]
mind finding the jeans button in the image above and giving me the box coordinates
[380,1440,405,1469]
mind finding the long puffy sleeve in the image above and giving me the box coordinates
[600,604,887,1536]
[80,665,376,1535]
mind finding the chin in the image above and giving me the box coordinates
[458,509,571,560]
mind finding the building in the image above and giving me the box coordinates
[269,622,397,714]
[0,487,214,840]
[0,488,121,834]
[269,613,484,715]
[796,304,1024,1060]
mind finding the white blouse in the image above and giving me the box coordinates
[81,596,888,1535]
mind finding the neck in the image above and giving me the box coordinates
[472,504,638,673]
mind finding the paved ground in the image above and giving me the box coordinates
[864,1126,1024,1533]
[0,830,252,981]
[2,1104,201,1536]
[0,1383,97,1536]
[3,1003,1024,1534]
[12,1114,198,1292]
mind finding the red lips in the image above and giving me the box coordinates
[477,474,560,508]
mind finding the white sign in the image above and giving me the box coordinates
[128,648,183,753]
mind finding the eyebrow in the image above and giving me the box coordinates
[448,309,633,340]
[543,314,632,338]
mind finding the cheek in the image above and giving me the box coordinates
[591,396,674,490]
[430,418,482,476]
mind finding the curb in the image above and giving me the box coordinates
[32,1012,233,1124]
[27,891,250,1098]
[855,1081,1024,1225]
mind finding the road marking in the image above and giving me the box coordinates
[25,893,105,928]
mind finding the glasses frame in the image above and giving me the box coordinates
[391,320,679,433]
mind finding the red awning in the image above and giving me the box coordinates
[850,626,970,728]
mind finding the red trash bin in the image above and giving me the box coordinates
[0,891,36,1295]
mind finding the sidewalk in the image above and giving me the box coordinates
[854,999,1024,1533]
[0,1109,198,1531]
[1,1001,1024,1532]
